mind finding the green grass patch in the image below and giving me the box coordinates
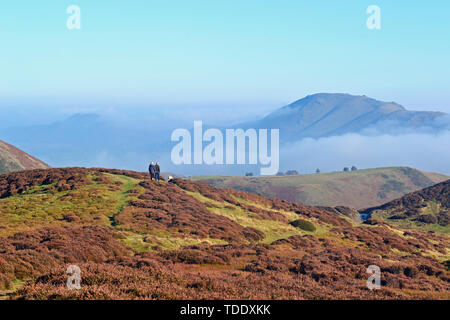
[186,190,329,244]
[0,173,140,237]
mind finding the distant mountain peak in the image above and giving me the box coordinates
[66,113,101,122]
[286,93,405,112]
[245,93,447,141]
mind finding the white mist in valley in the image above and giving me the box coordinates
[280,131,450,175]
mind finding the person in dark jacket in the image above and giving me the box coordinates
[149,161,155,181]
[155,162,161,181]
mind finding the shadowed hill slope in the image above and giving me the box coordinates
[0,139,49,174]
[361,179,450,234]
[190,167,449,210]
[0,168,448,299]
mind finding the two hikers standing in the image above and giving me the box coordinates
[148,161,161,181]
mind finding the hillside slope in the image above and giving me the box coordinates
[0,168,448,300]
[190,167,449,210]
[0,139,49,174]
[240,93,448,142]
[361,179,450,234]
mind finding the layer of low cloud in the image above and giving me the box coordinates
[65,131,450,178]
[280,131,450,175]
[2,105,450,177]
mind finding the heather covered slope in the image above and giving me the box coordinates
[0,139,49,174]
[361,179,450,234]
[190,167,449,210]
[0,168,449,299]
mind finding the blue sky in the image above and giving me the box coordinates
[1,0,449,112]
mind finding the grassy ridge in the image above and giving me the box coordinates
[0,170,326,251]
[190,167,449,209]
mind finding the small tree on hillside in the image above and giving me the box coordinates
[245,172,254,177]
[343,167,349,172]
[351,166,358,171]
[286,170,299,176]
[316,168,321,174]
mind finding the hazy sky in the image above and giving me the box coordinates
[1,0,449,113]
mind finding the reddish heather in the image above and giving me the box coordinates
[0,168,447,300]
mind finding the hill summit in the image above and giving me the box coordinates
[243,93,447,141]
[0,139,49,174]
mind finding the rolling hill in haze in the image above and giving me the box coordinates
[190,167,450,210]
[0,139,50,174]
[0,167,448,300]
[0,113,175,170]
[241,93,448,142]
[361,179,450,234]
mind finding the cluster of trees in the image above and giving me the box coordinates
[247,166,358,176]
[314,166,358,174]
[276,170,299,176]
